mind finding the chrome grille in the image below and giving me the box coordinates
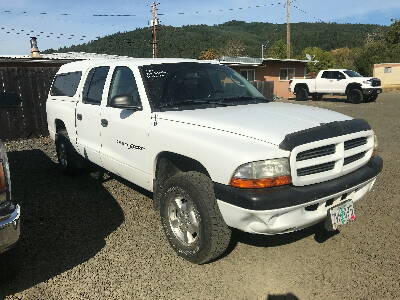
[297,144,336,161]
[344,137,367,150]
[297,161,336,177]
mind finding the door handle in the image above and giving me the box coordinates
[101,119,108,127]
[77,114,82,120]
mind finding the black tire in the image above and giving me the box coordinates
[295,86,309,101]
[159,171,231,264]
[312,94,323,101]
[55,130,83,175]
[364,93,378,103]
[346,89,364,104]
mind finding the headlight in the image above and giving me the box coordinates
[363,80,372,85]
[230,158,292,189]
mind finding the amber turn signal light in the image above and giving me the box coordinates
[0,162,6,193]
[230,175,292,189]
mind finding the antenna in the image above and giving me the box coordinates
[150,2,160,58]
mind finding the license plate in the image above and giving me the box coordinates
[326,200,356,231]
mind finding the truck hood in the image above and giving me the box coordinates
[157,102,352,146]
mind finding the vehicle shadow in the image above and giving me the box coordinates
[0,149,124,297]
[222,222,339,259]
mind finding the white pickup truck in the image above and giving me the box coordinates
[46,59,382,264]
[290,69,382,103]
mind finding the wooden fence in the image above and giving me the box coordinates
[252,81,274,99]
[0,67,58,140]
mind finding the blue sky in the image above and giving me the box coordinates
[0,0,399,55]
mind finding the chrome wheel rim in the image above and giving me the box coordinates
[58,143,68,167]
[167,194,201,246]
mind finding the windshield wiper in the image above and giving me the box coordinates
[157,99,230,109]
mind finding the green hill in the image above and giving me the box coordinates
[48,21,384,58]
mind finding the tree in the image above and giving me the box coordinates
[301,47,334,73]
[266,40,287,59]
[330,47,356,70]
[385,19,400,44]
[220,40,247,57]
[199,48,220,60]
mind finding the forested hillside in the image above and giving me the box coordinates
[47,21,383,59]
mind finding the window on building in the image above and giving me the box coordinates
[240,69,256,82]
[83,66,110,104]
[108,66,141,107]
[50,72,82,97]
[384,67,392,73]
[280,68,295,81]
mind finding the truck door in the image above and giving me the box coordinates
[331,71,347,93]
[75,66,110,167]
[318,71,334,93]
[99,66,151,189]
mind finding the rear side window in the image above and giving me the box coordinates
[321,71,332,79]
[50,72,82,97]
[83,66,110,104]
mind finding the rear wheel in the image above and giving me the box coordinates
[295,87,309,101]
[56,130,83,175]
[160,171,231,264]
[346,89,363,104]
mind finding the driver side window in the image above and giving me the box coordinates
[108,66,141,107]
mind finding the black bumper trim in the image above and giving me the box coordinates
[214,156,383,211]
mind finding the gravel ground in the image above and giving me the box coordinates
[0,92,399,300]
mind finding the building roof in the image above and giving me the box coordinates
[219,56,316,66]
[374,63,400,67]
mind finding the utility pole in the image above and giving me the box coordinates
[286,0,291,59]
[151,2,160,58]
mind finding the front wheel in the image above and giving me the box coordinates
[160,171,231,264]
[364,93,378,103]
[346,89,364,104]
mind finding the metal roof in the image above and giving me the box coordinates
[219,56,317,65]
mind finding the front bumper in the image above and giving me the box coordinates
[0,204,20,254]
[363,88,382,95]
[215,156,382,235]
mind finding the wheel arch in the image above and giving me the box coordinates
[345,83,362,94]
[152,151,211,210]
[294,83,309,94]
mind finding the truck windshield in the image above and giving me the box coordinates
[344,70,363,77]
[139,63,268,111]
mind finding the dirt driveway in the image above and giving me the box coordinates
[1,93,399,299]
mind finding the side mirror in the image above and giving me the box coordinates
[109,95,142,110]
[0,92,21,108]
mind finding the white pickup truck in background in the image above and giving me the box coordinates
[290,69,382,104]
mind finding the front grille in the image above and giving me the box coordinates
[297,144,335,161]
[344,137,367,150]
[297,161,336,177]
[371,79,381,87]
[291,132,373,186]
[344,152,366,165]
